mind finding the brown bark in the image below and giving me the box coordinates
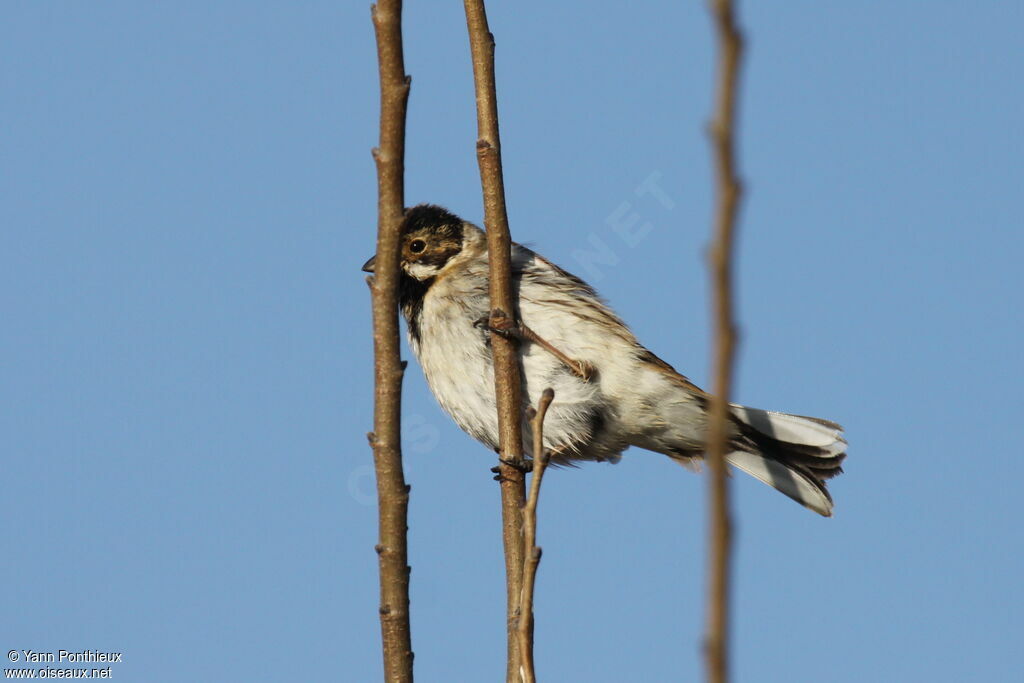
[370,2,413,680]
[462,2,528,681]
[517,389,555,683]
[704,2,745,683]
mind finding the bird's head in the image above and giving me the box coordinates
[362,204,467,281]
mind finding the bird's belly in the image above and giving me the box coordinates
[515,353,607,462]
[414,308,500,450]
[413,311,609,458]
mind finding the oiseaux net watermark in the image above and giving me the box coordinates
[6,649,123,679]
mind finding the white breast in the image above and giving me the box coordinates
[412,273,500,450]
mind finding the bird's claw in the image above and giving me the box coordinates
[572,360,596,382]
[477,309,522,340]
[490,456,533,483]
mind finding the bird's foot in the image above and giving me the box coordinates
[475,309,522,340]
[566,358,596,382]
[490,456,533,482]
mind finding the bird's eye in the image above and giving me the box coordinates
[409,239,426,254]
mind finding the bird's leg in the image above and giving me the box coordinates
[480,309,596,382]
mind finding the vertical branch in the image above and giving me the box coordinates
[704,1,744,683]
[518,388,555,683]
[462,2,528,681]
[370,1,413,681]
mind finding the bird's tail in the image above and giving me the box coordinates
[725,405,847,517]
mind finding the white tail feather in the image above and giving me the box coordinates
[731,405,846,457]
[725,450,834,516]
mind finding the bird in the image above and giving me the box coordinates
[363,204,846,516]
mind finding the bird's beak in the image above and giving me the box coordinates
[361,255,376,273]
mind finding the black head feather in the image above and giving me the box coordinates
[397,204,467,345]
[401,204,464,242]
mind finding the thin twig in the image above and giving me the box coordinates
[518,388,555,683]
[370,1,414,680]
[704,1,744,683]
[462,2,528,682]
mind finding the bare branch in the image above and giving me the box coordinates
[370,1,413,680]
[517,388,555,683]
[462,2,528,681]
[704,1,744,683]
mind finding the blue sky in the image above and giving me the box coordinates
[2,2,1022,681]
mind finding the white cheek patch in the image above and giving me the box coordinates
[406,262,440,280]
